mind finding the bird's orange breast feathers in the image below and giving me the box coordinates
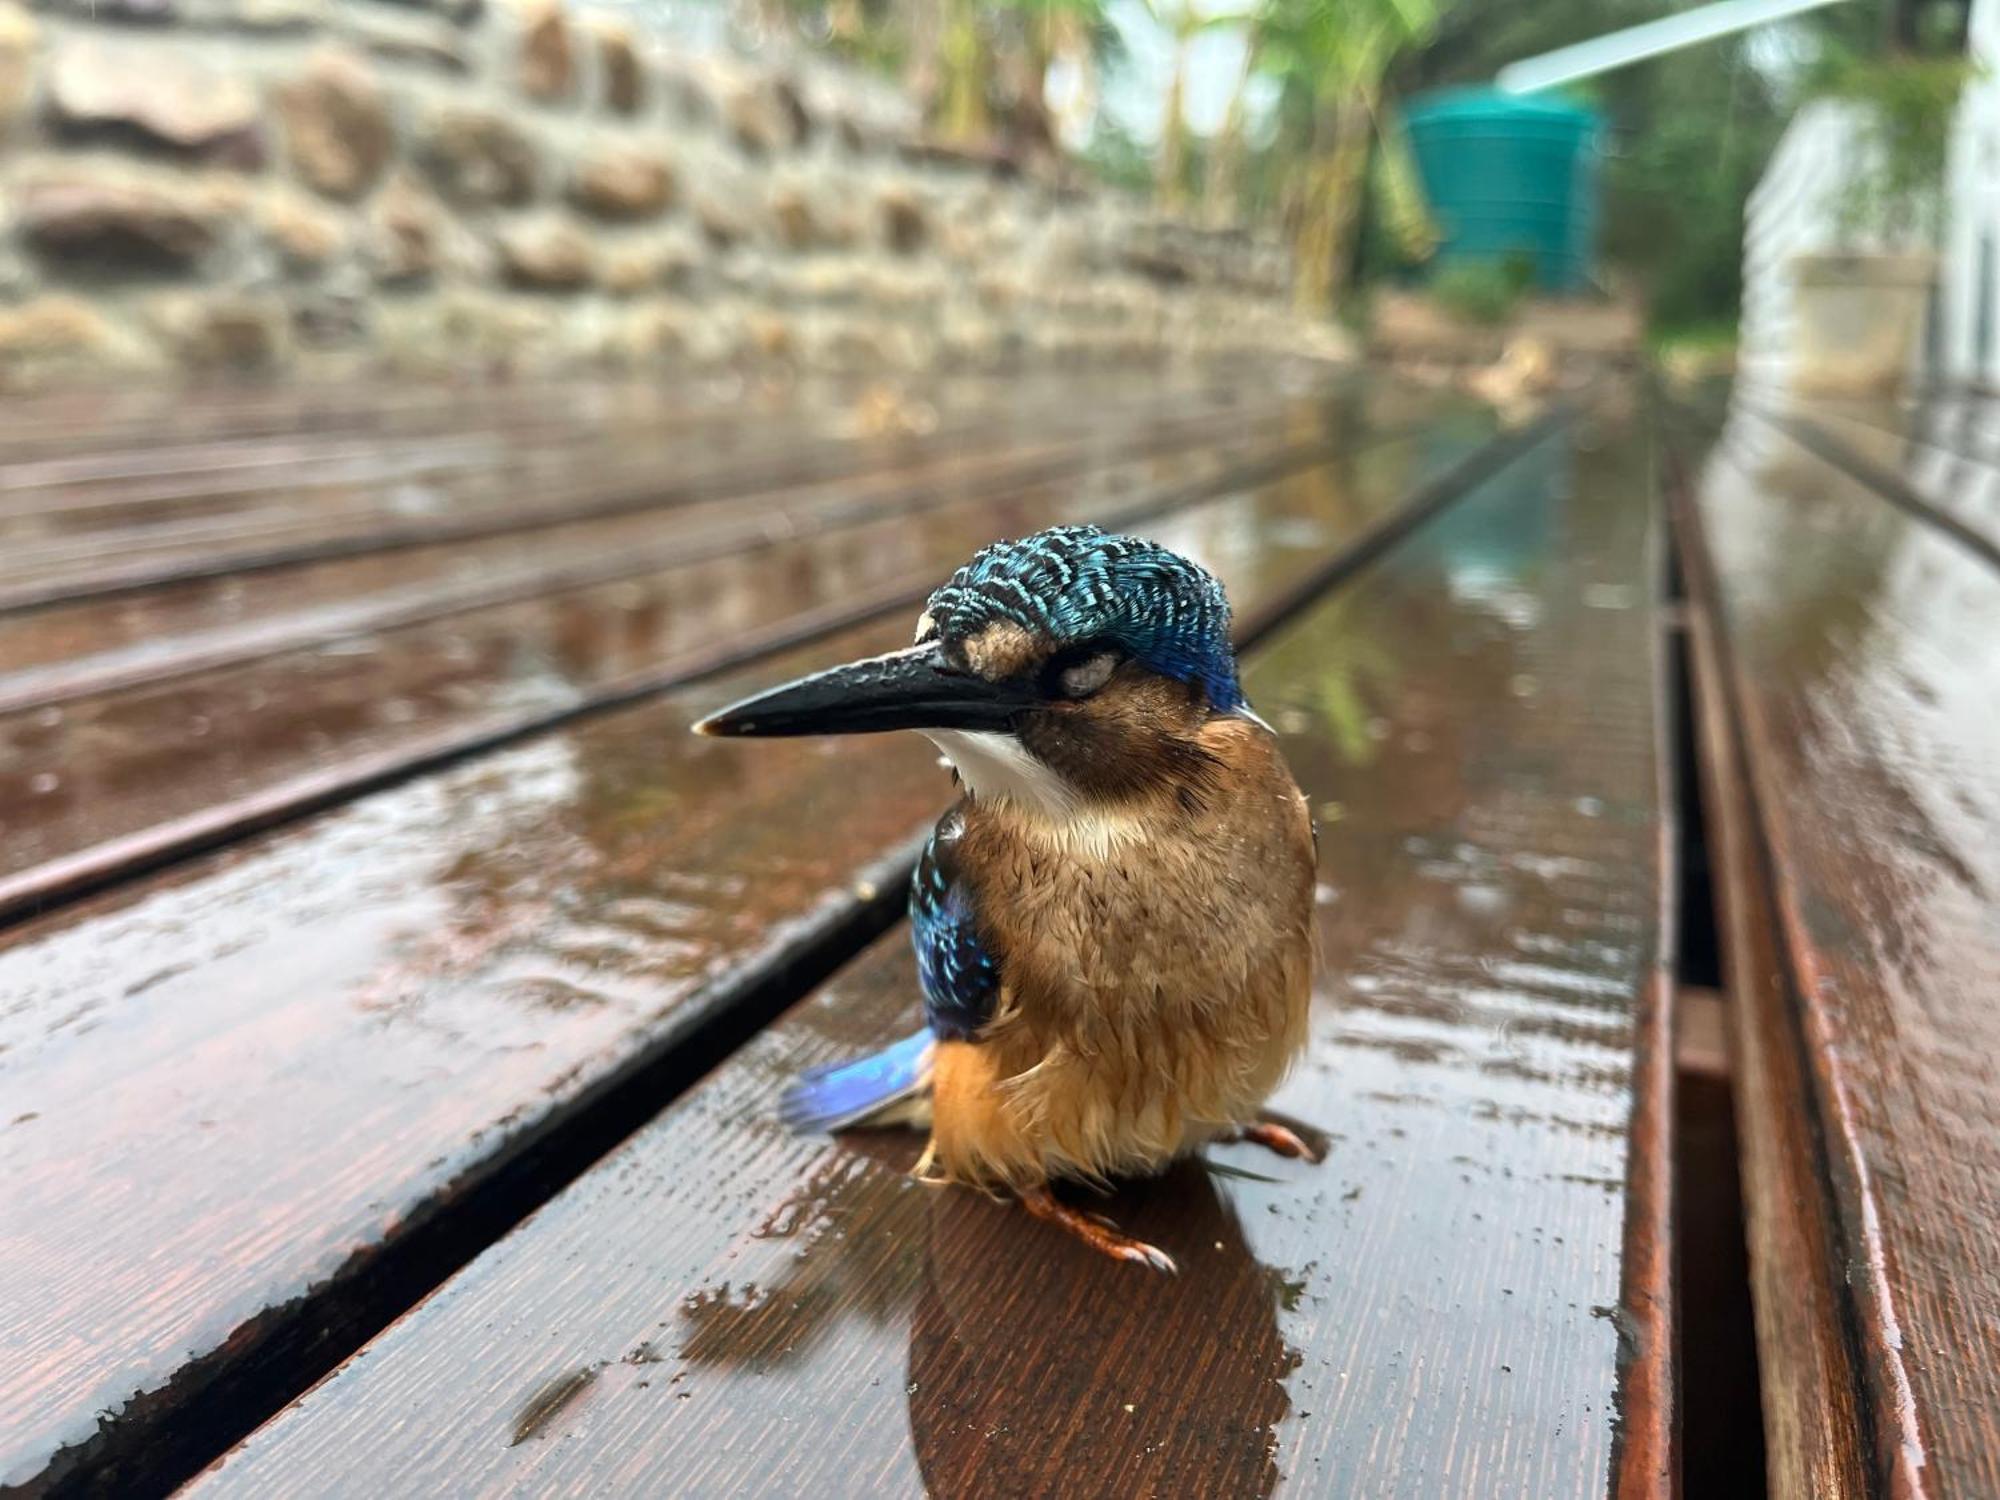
[921,714,1316,1190]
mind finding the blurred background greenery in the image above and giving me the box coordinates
[705,0,1973,343]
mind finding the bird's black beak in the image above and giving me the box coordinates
[693,644,1036,738]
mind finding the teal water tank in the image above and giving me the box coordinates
[1404,88,1602,293]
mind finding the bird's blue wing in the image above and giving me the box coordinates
[777,809,996,1134]
[779,1028,932,1132]
[910,808,1000,1042]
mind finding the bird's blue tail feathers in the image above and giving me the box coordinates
[779,1029,933,1133]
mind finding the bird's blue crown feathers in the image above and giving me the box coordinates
[925,524,1242,711]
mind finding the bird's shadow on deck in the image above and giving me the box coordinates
[677,1136,1301,1497]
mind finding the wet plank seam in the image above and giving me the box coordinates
[0,379,772,466]
[1740,391,1987,464]
[1675,540,1873,1499]
[1608,410,1678,1500]
[0,395,1258,617]
[1662,419,1926,1499]
[0,423,1384,932]
[0,395,854,514]
[23,407,1571,1500]
[1747,407,2000,576]
[15,834,926,1500]
[0,410,1319,717]
[0,387,1236,568]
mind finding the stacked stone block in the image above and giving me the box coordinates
[0,0,1318,385]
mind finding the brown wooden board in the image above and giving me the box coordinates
[0,373,1244,467]
[1684,412,2000,1497]
[0,397,1339,711]
[0,382,1255,615]
[190,404,1676,1500]
[1671,450,1871,1500]
[0,377,760,465]
[0,396,1514,1495]
[0,403,1455,928]
[1753,405,2000,573]
[0,382,844,520]
[0,416,1331,891]
[0,373,1156,502]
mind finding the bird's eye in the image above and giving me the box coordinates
[1051,648,1120,699]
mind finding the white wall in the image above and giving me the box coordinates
[1937,0,2000,385]
[1737,98,1872,394]
[1742,0,2000,394]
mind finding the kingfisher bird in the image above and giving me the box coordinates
[695,524,1318,1271]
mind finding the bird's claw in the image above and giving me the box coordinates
[1234,1121,1321,1164]
[1018,1186,1177,1274]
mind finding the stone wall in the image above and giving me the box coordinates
[0,0,1325,387]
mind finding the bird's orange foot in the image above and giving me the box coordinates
[1018,1185,1176,1273]
[1232,1121,1321,1163]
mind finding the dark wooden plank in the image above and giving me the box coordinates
[1685,413,2000,1496]
[189,405,1673,1500]
[0,372,1021,471]
[0,382,1254,615]
[0,377,746,464]
[0,430,1270,878]
[1673,461,1872,1500]
[0,397,1512,1495]
[0,381,836,517]
[0,394,1344,708]
[0,376,1219,536]
[0,405,1407,920]
[1776,391,2000,471]
[1754,404,2000,572]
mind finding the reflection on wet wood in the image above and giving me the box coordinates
[1772,394,2000,557]
[0,392,1497,1495]
[0,403,1299,712]
[1757,406,2000,573]
[189,412,1674,1499]
[1688,410,2000,1496]
[0,380,1264,614]
[1678,521,1870,1500]
[0,421,1327,898]
[0,417,1465,928]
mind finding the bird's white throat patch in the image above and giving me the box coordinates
[921,729,1144,859]
[923,730,1075,818]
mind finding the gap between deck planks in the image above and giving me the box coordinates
[0,404,1316,884]
[0,377,889,513]
[0,391,1229,611]
[184,401,1676,1500]
[0,381,1262,615]
[0,372,1266,468]
[0,394,1544,1497]
[0,396,1332,714]
[0,397,1467,926]
[1669,452,1872,1500]
[1742,405,2000,572]
[1672,401,2000,1497]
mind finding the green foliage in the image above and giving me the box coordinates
[1808,48,1971,245]
[1647,318,1737,358]
[762,0,1976,332]
[1429,256,1533,325]
[1250,0,1444,311]
[1606,49,1783,328]
[1078,113,1157,192]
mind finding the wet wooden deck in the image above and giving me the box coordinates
[1674,394,2000,1499]
[0,373,1991,1497]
